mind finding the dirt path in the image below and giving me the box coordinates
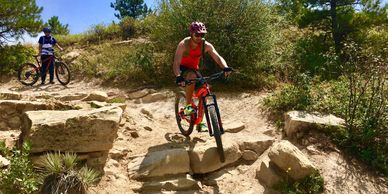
[0,79,386,194]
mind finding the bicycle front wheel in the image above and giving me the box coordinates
[55,61,71,85]
[17,63,40,86]
[175,91,195,136]
[208,105,225,163]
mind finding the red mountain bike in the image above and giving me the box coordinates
[18,55,71,86]
[175,71,228,162]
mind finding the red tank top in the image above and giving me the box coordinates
[180,40,202,70]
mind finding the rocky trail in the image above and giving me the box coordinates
[0,79,386,194]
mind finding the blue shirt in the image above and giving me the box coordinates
[38,36,57,56]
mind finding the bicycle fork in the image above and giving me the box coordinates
[202,94,225,136]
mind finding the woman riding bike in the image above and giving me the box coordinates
[173,21,232,131]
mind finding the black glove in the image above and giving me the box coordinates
[175,75,185,85]
[223,67,233,72]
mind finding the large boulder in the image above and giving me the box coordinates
[20,106,122,153]
[284,111,345,137]
[127,148,190,179]
[268,140,317,180]
[189,139,241,174]
[256,151,282,187]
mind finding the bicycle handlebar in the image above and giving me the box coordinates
[185,71,227,85]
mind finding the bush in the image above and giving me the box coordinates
[71,42,157,85]
[0,141,39,194]
[119,16,137,39]
[149,0,279,88]
[0,44,35,75]
[276,171,324,194]
[37,152,99,194]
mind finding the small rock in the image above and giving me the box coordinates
[127,89,150,99]
[89,101,107,108]
[140,108,153,118]
[130,132,139,138]
[0,155,10,168]
[142,93,166,103]
[224,121,245,133]
[306,145,321,155]
[242,150,258,161]
[144,126,153,131]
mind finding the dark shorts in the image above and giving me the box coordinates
[180,66,203,88]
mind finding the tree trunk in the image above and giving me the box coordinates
[330,0,341,54]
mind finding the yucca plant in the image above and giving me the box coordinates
[37,152,100,194]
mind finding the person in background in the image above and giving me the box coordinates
[38,27,63,85]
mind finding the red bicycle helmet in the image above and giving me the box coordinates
[189,22,207,34]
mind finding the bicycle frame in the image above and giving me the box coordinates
[33,55,55,71]
[191,82,225,136]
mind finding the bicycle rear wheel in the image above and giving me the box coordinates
[17,63,40,86]
[175,91,195,136]
[55,61,71,86]
[208,105,225,163]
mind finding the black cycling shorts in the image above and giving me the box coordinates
[180,66,203,88]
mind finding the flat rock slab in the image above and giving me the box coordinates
[21,106,122,153]
[139,175,201,192]
[0,92,22,100]
[128,148,190,179]
[284,111,345,137]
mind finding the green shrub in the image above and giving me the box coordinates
[276,171,324,194]
[71,42,157,85]
[120,16,137,39]
[149,0,279,87]
[0,44,35,75]
[0,141,39,194]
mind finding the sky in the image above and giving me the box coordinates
[18,0,158,44]
[36,0,157,34]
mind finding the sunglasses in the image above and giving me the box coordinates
[194,33,205,38]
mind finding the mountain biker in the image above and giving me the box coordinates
[173,21,232,132]
[38,27,63,85]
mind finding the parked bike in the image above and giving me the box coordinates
[18,55,71,86]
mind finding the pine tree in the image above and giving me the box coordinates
[110,0,152,19]
[46,16,70,35]
[0,0,43,45]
